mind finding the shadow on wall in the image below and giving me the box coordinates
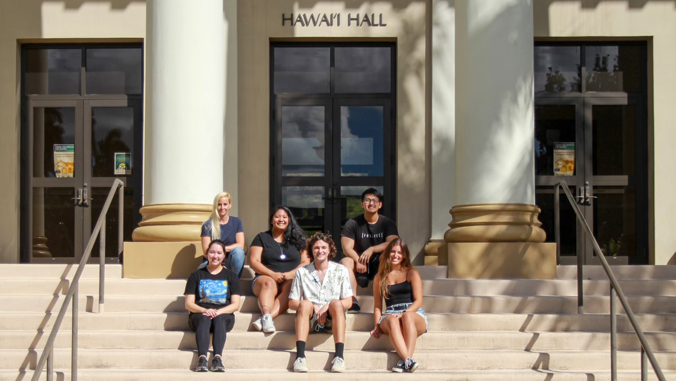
[668,251,676,265]
[169,244,201,279]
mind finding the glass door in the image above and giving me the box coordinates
[27,99,141,263]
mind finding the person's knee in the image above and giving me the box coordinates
[230,246,245,259]
[329,299,344,315]
[340,257,354,269]
[297,300,313,316]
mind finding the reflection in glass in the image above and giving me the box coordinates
[534,46,580,93]
[274,48,330,94]
[335,47,391,93]
[282,186,324,235]
[585,45,642,93]
[92,108,134,177]
[341,106,384,176]
[340,186,385,226]
[33,108,76,178]
[592,106,635,176]
[33,187,76,258]
[534,105,576,176]
[86,48,143,95]
[282,106,325,176]
[25,49,81,95]
[536,189,577,258]
[91,187,134,258]
[594,187,636,257]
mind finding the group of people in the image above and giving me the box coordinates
[184,188,427,373]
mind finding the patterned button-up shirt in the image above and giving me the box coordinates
[289,261,353,307]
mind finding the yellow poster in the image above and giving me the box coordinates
[553,142,574,176]
[54,144,74,178]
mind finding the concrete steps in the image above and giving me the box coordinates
[1,264,675,380]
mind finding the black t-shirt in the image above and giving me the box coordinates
[250,231,303,274]
[184,267,242,310]
[341,214,398,254]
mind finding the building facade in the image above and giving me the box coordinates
[1,0,675,273]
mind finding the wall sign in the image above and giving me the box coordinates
[54,144,74,178]
[282,13,387,27]
[554,142,575,176]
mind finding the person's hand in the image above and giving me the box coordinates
[316,304,329,325]
[358,248,374,265]
[355,262,368,273]
[273,272,285,283]
[370,326,382,338]
[202,308,219,319]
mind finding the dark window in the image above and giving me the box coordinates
[86,48,143,95]
[25,49,81,95]
[273,47,331,94]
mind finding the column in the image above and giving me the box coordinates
[128,0,237,278]
[441,0,555,278]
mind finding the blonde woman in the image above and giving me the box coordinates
[200,192,246,277]
[370,238,427,372]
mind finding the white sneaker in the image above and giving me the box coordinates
[251,317,262,331]
[331,357,346,373]
[261,313,276,333]
[293,357,308,372]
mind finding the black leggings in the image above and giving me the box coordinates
[189,313,235,357]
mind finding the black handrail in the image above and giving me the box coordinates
[554,180,665,381]
[32,179,124,381]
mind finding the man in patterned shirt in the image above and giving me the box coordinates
[289,232,354,373]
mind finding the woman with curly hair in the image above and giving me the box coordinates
[370,238,427,372]
[249,206,310,333]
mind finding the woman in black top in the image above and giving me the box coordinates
[249,206,309,333]
[184,240,242,372]
[370,238,427,373]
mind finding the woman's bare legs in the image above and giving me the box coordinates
[269,279,293,318]
[380,315,409,360]
[253,275,277,314]
[401,311,426,358]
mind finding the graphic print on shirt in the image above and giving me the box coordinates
[198,280,228,305]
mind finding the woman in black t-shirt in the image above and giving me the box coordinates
[249,206,309,333]
[185,240,242,372]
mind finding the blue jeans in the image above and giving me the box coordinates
[198,246,246,278]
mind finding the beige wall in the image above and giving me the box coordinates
[238,0,430,262]
[534,1,676,265]
[0,0,145,262]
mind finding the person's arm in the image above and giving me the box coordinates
[216,294,241,315]
[185,294,205,314]
[225,232,245,252]
[249,245,284,282]
[200,236,211,255]
[405,269,424,312]
[370,274,383,338]
[341,236,360,262]
[359,234,398,264]
[283,248,311,280]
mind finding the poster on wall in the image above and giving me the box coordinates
[553,142,575,176]
[53,144,74,178]
[114,152,132,175]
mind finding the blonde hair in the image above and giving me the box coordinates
[377,239,413,299]
[209,192,232,240]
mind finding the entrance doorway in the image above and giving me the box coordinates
[21,44,143,263]
[534,42,648,265]
[270,43,396,250]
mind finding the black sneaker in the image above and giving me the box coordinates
[211,356,225,372]
[195,356,208,372]
[348,300,361,313]
[356,273,370,288]
[405,357,419,372]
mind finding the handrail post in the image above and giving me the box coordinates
[610,285,617,381]
[118,184,123,259]
[46,351,53,381]
[555,184,561,259]
[72,283,78,381]
[99,218,106,314]
[641,347,648,381]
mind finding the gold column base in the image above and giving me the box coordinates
[132,203,211,242]
[444,203,546,243]
[32,236,51,258]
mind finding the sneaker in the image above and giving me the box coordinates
[261,313,276,333]
[356,273,370,288]
[391,359,405,373]
[211,356,225,372]
[195,356,208,372]
[251,317,263,331]
[405,357,419,373]
[293,357,309,372]
[348,300,361,313]
[330,356,346,373]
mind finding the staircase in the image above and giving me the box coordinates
[1,264,675,380]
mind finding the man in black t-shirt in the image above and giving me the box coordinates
[340,188,398,312]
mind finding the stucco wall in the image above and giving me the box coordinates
[238,0,430,262]
[0,0,145,262]
[534,0,676,265]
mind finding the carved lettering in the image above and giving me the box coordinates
[379,14,387,27]
[302,13,319,27]
[348,13,360,27]
[336,13,340,27]
[282,13,294,26]
[295,13,305,27]
[361,13,371,27]
[281,12,385,28]
[319,14,330,27]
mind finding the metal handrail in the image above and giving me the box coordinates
[32,179,125,381]
[554,180,665,381]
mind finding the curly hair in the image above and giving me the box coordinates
[377,238,413,299]
[305,232,338,260]
[269,206,307,252]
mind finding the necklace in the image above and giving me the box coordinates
[275,237,287,260]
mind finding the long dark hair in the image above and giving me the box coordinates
[269,206,307,252]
